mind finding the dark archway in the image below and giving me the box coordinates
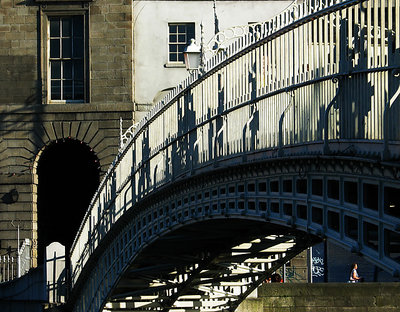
[37,139,100,263]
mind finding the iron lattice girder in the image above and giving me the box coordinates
[157,253,222,312]
[105,232,317,312]
[69,155,400,312]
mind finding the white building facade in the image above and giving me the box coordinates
[133,0,293,108]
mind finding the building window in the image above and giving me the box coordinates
[49,15,86,102]
[168,23,195,63]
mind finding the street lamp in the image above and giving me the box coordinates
[183,38,201,73]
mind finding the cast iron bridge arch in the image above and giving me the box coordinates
[68,0,400,310]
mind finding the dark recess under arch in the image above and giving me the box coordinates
[37,138,100,263]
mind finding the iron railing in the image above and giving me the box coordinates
[70,0,400,287]
[0,239,31,283]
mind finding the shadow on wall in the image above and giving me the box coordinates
[0,52,45,263]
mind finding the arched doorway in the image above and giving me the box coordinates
[37,139,100,263]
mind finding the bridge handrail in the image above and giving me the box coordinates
[70,0,400,286]
[202,0,299,60]
[119,0,363,150]
[72,0,315,258]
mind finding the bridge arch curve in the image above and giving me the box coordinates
[69,155,400,312]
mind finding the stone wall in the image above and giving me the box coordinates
[89,0,133,104]
[0,0,134,265]
[237,283,400,312]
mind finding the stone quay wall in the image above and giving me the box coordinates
[237,283,400,312]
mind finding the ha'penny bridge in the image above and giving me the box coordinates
[68,0,400,311]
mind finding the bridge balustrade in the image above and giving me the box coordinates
[69,0,400,309]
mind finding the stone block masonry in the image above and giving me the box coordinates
[0,0,135,267]
[237,283,400,312]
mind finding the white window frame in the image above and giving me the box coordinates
[42,9,88,104]
[167,23,195,65]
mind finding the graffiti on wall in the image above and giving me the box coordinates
[312,256,324,277]
[312,242,325,282]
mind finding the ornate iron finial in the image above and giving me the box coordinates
[200,22,205,71]
[213,0,220,35]
[204,0,298,60]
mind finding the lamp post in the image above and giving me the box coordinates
[184,23,205,75]
[183,38,201,73]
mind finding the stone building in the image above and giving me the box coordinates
[0,0,291,267]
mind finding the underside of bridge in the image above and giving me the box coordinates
[66,153,400,312]
[103,219,320,312]
[67,154,400,312]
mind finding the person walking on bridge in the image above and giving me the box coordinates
[349,263,363,283]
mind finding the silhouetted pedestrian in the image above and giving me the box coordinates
[349,263,363,282]
[271,273,282,283]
